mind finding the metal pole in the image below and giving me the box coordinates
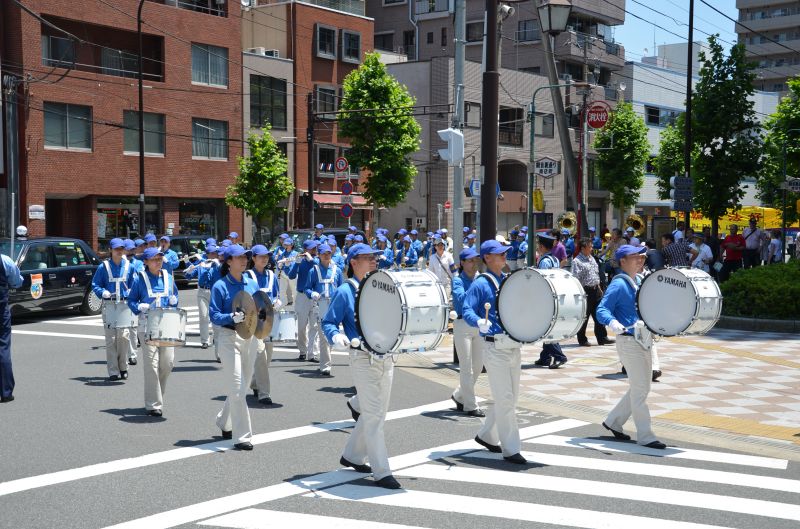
[137,0,146,236]
[452,0,466,260]
[479,0,499,243]
[783,139,787,261]
[306,92,315,228]
[684,0,694,231]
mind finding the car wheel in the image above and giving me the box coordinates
[81,288,102,315]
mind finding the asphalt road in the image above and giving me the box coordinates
[1,290,798,529]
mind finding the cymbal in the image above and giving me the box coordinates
[252,290,274,340]
[232,290,257,340]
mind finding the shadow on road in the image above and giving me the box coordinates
[317,385,355,397]
[173,366,219,372]
[71,376,124,387]
[100,407,167,423]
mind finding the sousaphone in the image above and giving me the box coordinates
[626,213,646,237]
[557,211,577,236]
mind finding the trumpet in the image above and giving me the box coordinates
[181,252,204,264]
[557,211,577,236]
[626,214,646,237]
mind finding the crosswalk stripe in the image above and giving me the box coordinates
[465,450,800,494]
[13,330,104,340]
[310,485,733,529]
[395,464,800,521]
[527,435,789,470]
[199,508,425,529]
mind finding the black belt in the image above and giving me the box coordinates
[456,315,463,320]
[199,286,211,290]
[223,324,236,331]
[484,336,495,342]
[620,332,634,337]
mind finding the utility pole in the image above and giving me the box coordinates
[479,0,499,243]
[452,0,466,258]
[578,36,591,244]
[306,92,315,228]
[684,0,694,231]
[137,0,146,236]
[3,75,20,248]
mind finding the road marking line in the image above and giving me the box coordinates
[102,419,586,529]
[396,464,800,521]
[527,435,788,469]
[656,409,800,445]
[12,330,104,340]
[310,485,733,529]
[465,450,800,494]
[199,508,425,529]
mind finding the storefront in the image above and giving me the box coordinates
[179,199,223,237]
[96,197,161,248]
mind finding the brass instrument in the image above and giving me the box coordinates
[626,214,646,237]
[557,211,577,236]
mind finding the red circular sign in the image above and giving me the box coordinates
[341,181,353,196]
[444,201,451,210]
[587,102,610,129]
[335,157,349,172]
[340,203,353,218]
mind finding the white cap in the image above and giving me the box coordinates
[495,235,508,245]
[16,225,28,236]
[440,228,448,233]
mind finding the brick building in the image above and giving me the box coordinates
[1,0,244,250]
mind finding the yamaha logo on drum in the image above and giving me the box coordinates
[371,279,396,295]
[659,275,687,288]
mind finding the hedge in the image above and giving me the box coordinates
[720,260,800,320]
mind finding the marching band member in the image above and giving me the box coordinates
[127,247,180,417]
[463,240,526,464]
[274,236,297,307]
[328,236,346,269]
[441,228,454,254]
[421,232,434,267]
[210,244,258,449]
[507,230,520,271]
[124,239,143,366]
[596,244,667,449]
[450,247,485,417]
[245,245,282,406]
[185,244,220,354]
[342,233,355,255]
[227,232,240,245]
[376,236,394,269]
[305,243,343,375]
[313,224,325,241]
[409,230,424,262]
[287,239,319,361]
[394,229,408,251]
[517,231,528,269]
[394,235,417,268]
[92,238,136,381]
[534,234,568,369]
[322,243,402,490]
[159,236,180,276]
[0,249,22,404]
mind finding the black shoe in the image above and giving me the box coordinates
[234,442,253,451]
[108,375,120,382]
[621,366,627,375]
[0,395,14,403]
[347,400,360,421]
[128,357,137,365]
[577,341,591,347]
[216,358,222,364]
[503,453,527,464]
[201,343,209,349]
[221,430,232,440]
[147,409,162,417]
[644,440,667,449]
[652,369,662,382]
[602,422,631,441]
[253,388,259,398]
[298,354,306,361]
[598,338,615,345]
[533,359,551,367]
[451,395,464,412]
[466,408,486,418]
[549,359,567,369]
[374,475,402,489]
[340,456,372,473]
[120,371,128,380]
[308,357,319,363]
[474,435,502,453]
[259,397,273,406]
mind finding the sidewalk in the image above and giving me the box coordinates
[418,328,800,448]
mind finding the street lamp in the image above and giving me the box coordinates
[782,128,800,261]
[537,0,572,35]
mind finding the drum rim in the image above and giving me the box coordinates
[355,269,403,354]
[497,267,558,344]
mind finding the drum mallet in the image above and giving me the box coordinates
[484,302,490,321]
[350,337,361,350]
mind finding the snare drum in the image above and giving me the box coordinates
[269,310,298,342]
[355,269,449,354]
[497,268,587,343]
[315,297,331,320]
[102,301,137,329]
[637,267,722,336]
[144,307,187,347]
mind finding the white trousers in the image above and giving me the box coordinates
[652,342,661,371]
[215,327,256,443]
[295,295,316,356]
[452,319,484,412]
[212,324,222,361]
[127,325,138,361]
[249,339,273,398]
[104,327,130,377]
[477,342,521,457]
[138,325,174,411]
[342,350,394,480]
[197,288,212,346]
[606,336,657,446]
[308,303,331,367]
[278,273,295,307]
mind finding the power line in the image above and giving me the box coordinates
[700,0,800,55]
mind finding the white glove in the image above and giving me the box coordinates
[305,253,313,262]
[232,311,245,324]
[311,291,321,301]
[295,255,304,263]
[185,264,196,273]
[168,295,178,306]
[137,303,150,313]
[101,290,112,299]
[332,333,350,348]
[477,318,491,334]
[272,299,282,310]
[380,255,387,261]
[449,310,457,321]
[609,320,626,334]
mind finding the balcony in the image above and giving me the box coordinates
[555,31,625,69]
[736,13,800,33]
[415,0,449,20]
[147,0,227,17]
[252,0,364,15]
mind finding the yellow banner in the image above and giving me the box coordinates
[671,206,800,234]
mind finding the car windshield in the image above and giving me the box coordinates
[0,241,25,261]
[269,232,314,251]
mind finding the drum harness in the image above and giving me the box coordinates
[245,269,275,296]
[311,263,337,318]
[614,273,656,349]
[104,258,131,302]
[475,272,518,350]
[348,277,396,365]
[139,269,172,310]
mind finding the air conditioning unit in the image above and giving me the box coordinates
[246,47,267,55]
[264,49,280,58]
[414,217,426,228]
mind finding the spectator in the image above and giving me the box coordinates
[549,228,568,267]
[673,221,685,241]
[703,227,720,275]
[741,218,762,269]
[767,229,782,264]
[644,239,666,272]
[571,239,613,347]
[605,228,624,280]
[689,233,713,273]
[661,232,690,267]
[719,224,746,282]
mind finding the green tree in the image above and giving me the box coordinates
[692,35,761,235]
[226,126,292,241]
[756,76,800,226]
[653,113,691,199]
[338,53,421,218]
[593,102,650,217]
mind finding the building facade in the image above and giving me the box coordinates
[1,0,244,249]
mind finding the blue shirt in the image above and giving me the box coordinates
[127,270,179,315]
[422,241,432,260]
[377,247,394,269]
[322,279,360,343]
[209,273,259,327]
[451,270,475,317]
[205,261,222,288]
[565,237,575,256]
[305,262,343,299]
[92,258,136,299]
[1,254,23,289]
[161,249,180,274]
[592,236,603,250]
[412,239,423,254]
[596,274,640,328]
[538,252,559,269]
[126,255,145,274]
[287,254,319,292]
[462,271,505,336]
[244,268,279,301]
[331,250,346,270]
[395,246,418,266]
[508,240,520,260]
[182,258,204,281]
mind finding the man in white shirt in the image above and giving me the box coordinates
[673,221,685,242]
[689,233,713,273]
[742,218,762,269]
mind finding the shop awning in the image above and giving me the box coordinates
[314,193,371,210]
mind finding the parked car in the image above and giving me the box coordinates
[268,229,350,252]
[0,237,102,316]
[167,235,212,286]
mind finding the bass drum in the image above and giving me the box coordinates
[637,267,722,336]
[497,268,587,343]
[356,269,449,354]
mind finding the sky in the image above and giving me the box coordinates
[613,0,740,63]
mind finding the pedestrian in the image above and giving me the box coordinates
[767,229,782,264]
[287,239,319,361]
[0,250,23,403]
[463,240,526,465]
[550,229,568,267]
[661,232,690,267]
[127,247,180,417]
[534,234,568,369]
[322,243,402,489]
[605,228,624,280]
[571,238,612,347]
[440,228,454,254]
[719,224,746,282]
[507,230,520,271]
[626,226,640,247]
[596,244,667,449]
[450,247,485,417]
[589,226,602,253]
[742,218,762,269]
[305,243,342,374]
[210,244,257,449]
[673,221,685,241]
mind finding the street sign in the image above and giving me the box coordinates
[533,189,544,211]
[340,203,353,218]
[534,157,560,178]
[341,180,353,195]
[469,179,481,197]
[787,179,800,193]
[670,176,693,188]
[340,195,353,204]
[444,200,451,210]
[672,199,693,212]
[670,189,693,201]
[587,102,610,129]
[670,176,694,211]
[335,157,349,173]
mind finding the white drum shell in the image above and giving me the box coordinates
[102,301,137,329]
[269,310,298,343]
[145,307,187,346]
[637,267,722,336]
[356,269,449,354]
[497,268,587,343]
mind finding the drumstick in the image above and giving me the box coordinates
[483,302,490,321]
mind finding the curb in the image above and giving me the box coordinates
[717,315,800,333]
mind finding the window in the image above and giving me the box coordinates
[517,20,539,42]
[192,118,228,159]
[44,102,92,150]
[645,105,679,127]
[403,30,416,59]
[383,0,406,4]
[123,111,166,155]
[250,75,287,129]
[20,244,52,271]
[191,43,228,87]
[342,31,361,63]
[645,106,660,126]
[427,32,434,44]
[534,113,554,138]
[441,27,448,47]
[466,22,483,42]
[465,101,481,128]
[101,48,138,78]
[52,242,87,267]
[316,87,337,120]
[317,25,337,59]
[375,33,394,51]
[498,107,524,146]
[318,147,335,175]
[41,35,74,68]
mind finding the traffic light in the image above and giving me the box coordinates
[437,128,464,166]
[670,176,693,212]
